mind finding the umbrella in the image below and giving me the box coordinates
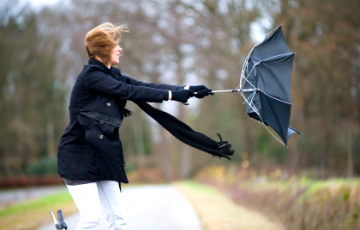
[211,25,300,146]
[49,210,67,230]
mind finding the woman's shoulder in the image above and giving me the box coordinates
[86,64,110,74]
[78,64,110,79]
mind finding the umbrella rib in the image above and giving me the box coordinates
[241,65,257,91]
[248,91,256,105]
[240,25,283,88]
[240,91,286,146]
[239,25,293,147]
[240,59,289,146]
[265,96,288,145]
[241,55,294,105]
[261,120,286,146]
[242,91,256,105]
[240,92,259,116]
[241,67,293,106]
[240,57,251,87]
[257,25,282,47]
[258,89,292,105]
[259,53,294,63]
[241,72,292,107]
[245,53,294,78]
[258,62,290,102]
[258,53,294,102]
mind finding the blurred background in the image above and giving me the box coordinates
[1,0,359,182]
[1,0,360,229]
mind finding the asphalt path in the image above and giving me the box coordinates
[36,184,204,230]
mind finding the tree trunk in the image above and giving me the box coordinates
[47,122,55,156]
[133,115,145,166]
[347,129,354,178]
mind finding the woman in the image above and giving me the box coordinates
[57,22,212,230]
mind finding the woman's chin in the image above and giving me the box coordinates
[111,60,119,66]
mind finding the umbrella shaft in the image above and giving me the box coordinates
[210,89,255,93]
[211,89,239,93]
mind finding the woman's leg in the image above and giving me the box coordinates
[66,183,102,230]
[97,181,127,230]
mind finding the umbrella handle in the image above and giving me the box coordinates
[49,211,62,229]
[49,211,58,225]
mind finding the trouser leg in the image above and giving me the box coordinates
[97,181,127,230]
[66,183,101,230]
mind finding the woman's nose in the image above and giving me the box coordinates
[118,46,122,52]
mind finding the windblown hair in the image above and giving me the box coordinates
[85,22,128,65]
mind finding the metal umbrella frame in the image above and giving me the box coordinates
[210,25,299,146]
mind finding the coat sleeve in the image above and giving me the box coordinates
[85,67,168,102]
[124,75,181,91]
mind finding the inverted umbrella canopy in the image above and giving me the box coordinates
[239,25,300,146]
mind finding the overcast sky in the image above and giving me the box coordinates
[22,0,59,7]
[22,0,266,42]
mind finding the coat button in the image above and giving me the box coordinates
[106,102,111,106]
[99,135,104,139]
[99,121,104,124]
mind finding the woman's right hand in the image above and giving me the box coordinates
[170,90,194,103]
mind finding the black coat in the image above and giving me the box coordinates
[57,58,179,183]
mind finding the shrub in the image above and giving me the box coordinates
[196,165,360,230]
[25,156,58,175]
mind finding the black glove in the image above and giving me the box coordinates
[171,90,194,103]
[189,85,213,98]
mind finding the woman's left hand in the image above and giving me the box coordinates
[187,85,213,98]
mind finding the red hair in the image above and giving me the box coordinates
[85,22,128,65]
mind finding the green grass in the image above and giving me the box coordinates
[0,190,77,230]
[0,190,69,216]
[175,180,285,230]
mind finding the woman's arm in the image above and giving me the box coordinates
[123,75,182,91]
[85,67,168,102]
[111,67,183,90]
[85,67,193,103]
[124,75,212,99]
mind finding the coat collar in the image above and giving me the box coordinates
[88,58,112,74]
[88,58,124,81]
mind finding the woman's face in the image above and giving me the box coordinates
[109,45,122,66]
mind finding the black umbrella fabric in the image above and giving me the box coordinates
[240,25,300,146]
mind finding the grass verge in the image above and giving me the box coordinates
[196,165,360,230]
[0,190,77,230]
[175,180,285,230]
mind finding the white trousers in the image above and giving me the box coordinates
[66,181,127,230]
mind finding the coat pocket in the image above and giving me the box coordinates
[78,111,121,138]
[82,121,119,155]
[100,123,119,138]
[77,113,93,130]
